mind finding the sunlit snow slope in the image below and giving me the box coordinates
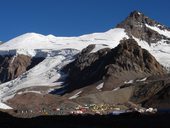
[0,28,128,57]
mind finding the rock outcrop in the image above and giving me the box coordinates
[141,74,170,108]
[0,55,44,83]
[64,39,166,92]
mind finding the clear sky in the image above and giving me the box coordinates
[0,0,170,41]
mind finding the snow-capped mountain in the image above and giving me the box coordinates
[0,10,170,111]
[0,29,128,57]
[0,29,128,109]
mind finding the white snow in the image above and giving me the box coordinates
[124,80,134,84]
[17,91,41,95]
[137,12,141,15]
[136,77,147,82]
[145,24,170,38]
[0,102,12,109]
[0,28,128,57]
[0,33,53,49]
[90,44,110,53]
[69,91,82,99]
[96,83,104,90]
[0,49,78,102]
[113,87,120,91]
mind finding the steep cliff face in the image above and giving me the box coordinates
[0,55,44,83]
[116,11,170,45]
[64,39,166,92]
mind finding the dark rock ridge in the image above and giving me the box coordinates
[143,86,170,109]
[142,74,170,108]
[63,44,111,91]
[64,39,166,92]
[0,55,44,83]
[116,10,170,45]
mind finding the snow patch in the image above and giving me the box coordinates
[124,80,134,84]
[96,83,104,90]
[69,91,82,99]
[113,87,120,91]
[17,91,42,95]
[137,12,141,15]
[0,102,12,110]
[11,55,17,64]
[136,77,147,82]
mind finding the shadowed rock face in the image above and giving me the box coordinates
[143,86,170,109]
[0,55,44,83]
[116,11,170,44]
[64,39,166,92]
[141,74,170,109]
[125,74,170,108]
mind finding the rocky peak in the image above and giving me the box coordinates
[117,10,167,29]
[107,39,166,75]
[117,11,170,44]
[64,39,166,92]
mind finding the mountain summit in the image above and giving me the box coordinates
[117,10,170,44]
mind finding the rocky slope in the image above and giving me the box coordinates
[64,39,166,92]
[142,74,170,109]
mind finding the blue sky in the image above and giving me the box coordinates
[0,0,170,41]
